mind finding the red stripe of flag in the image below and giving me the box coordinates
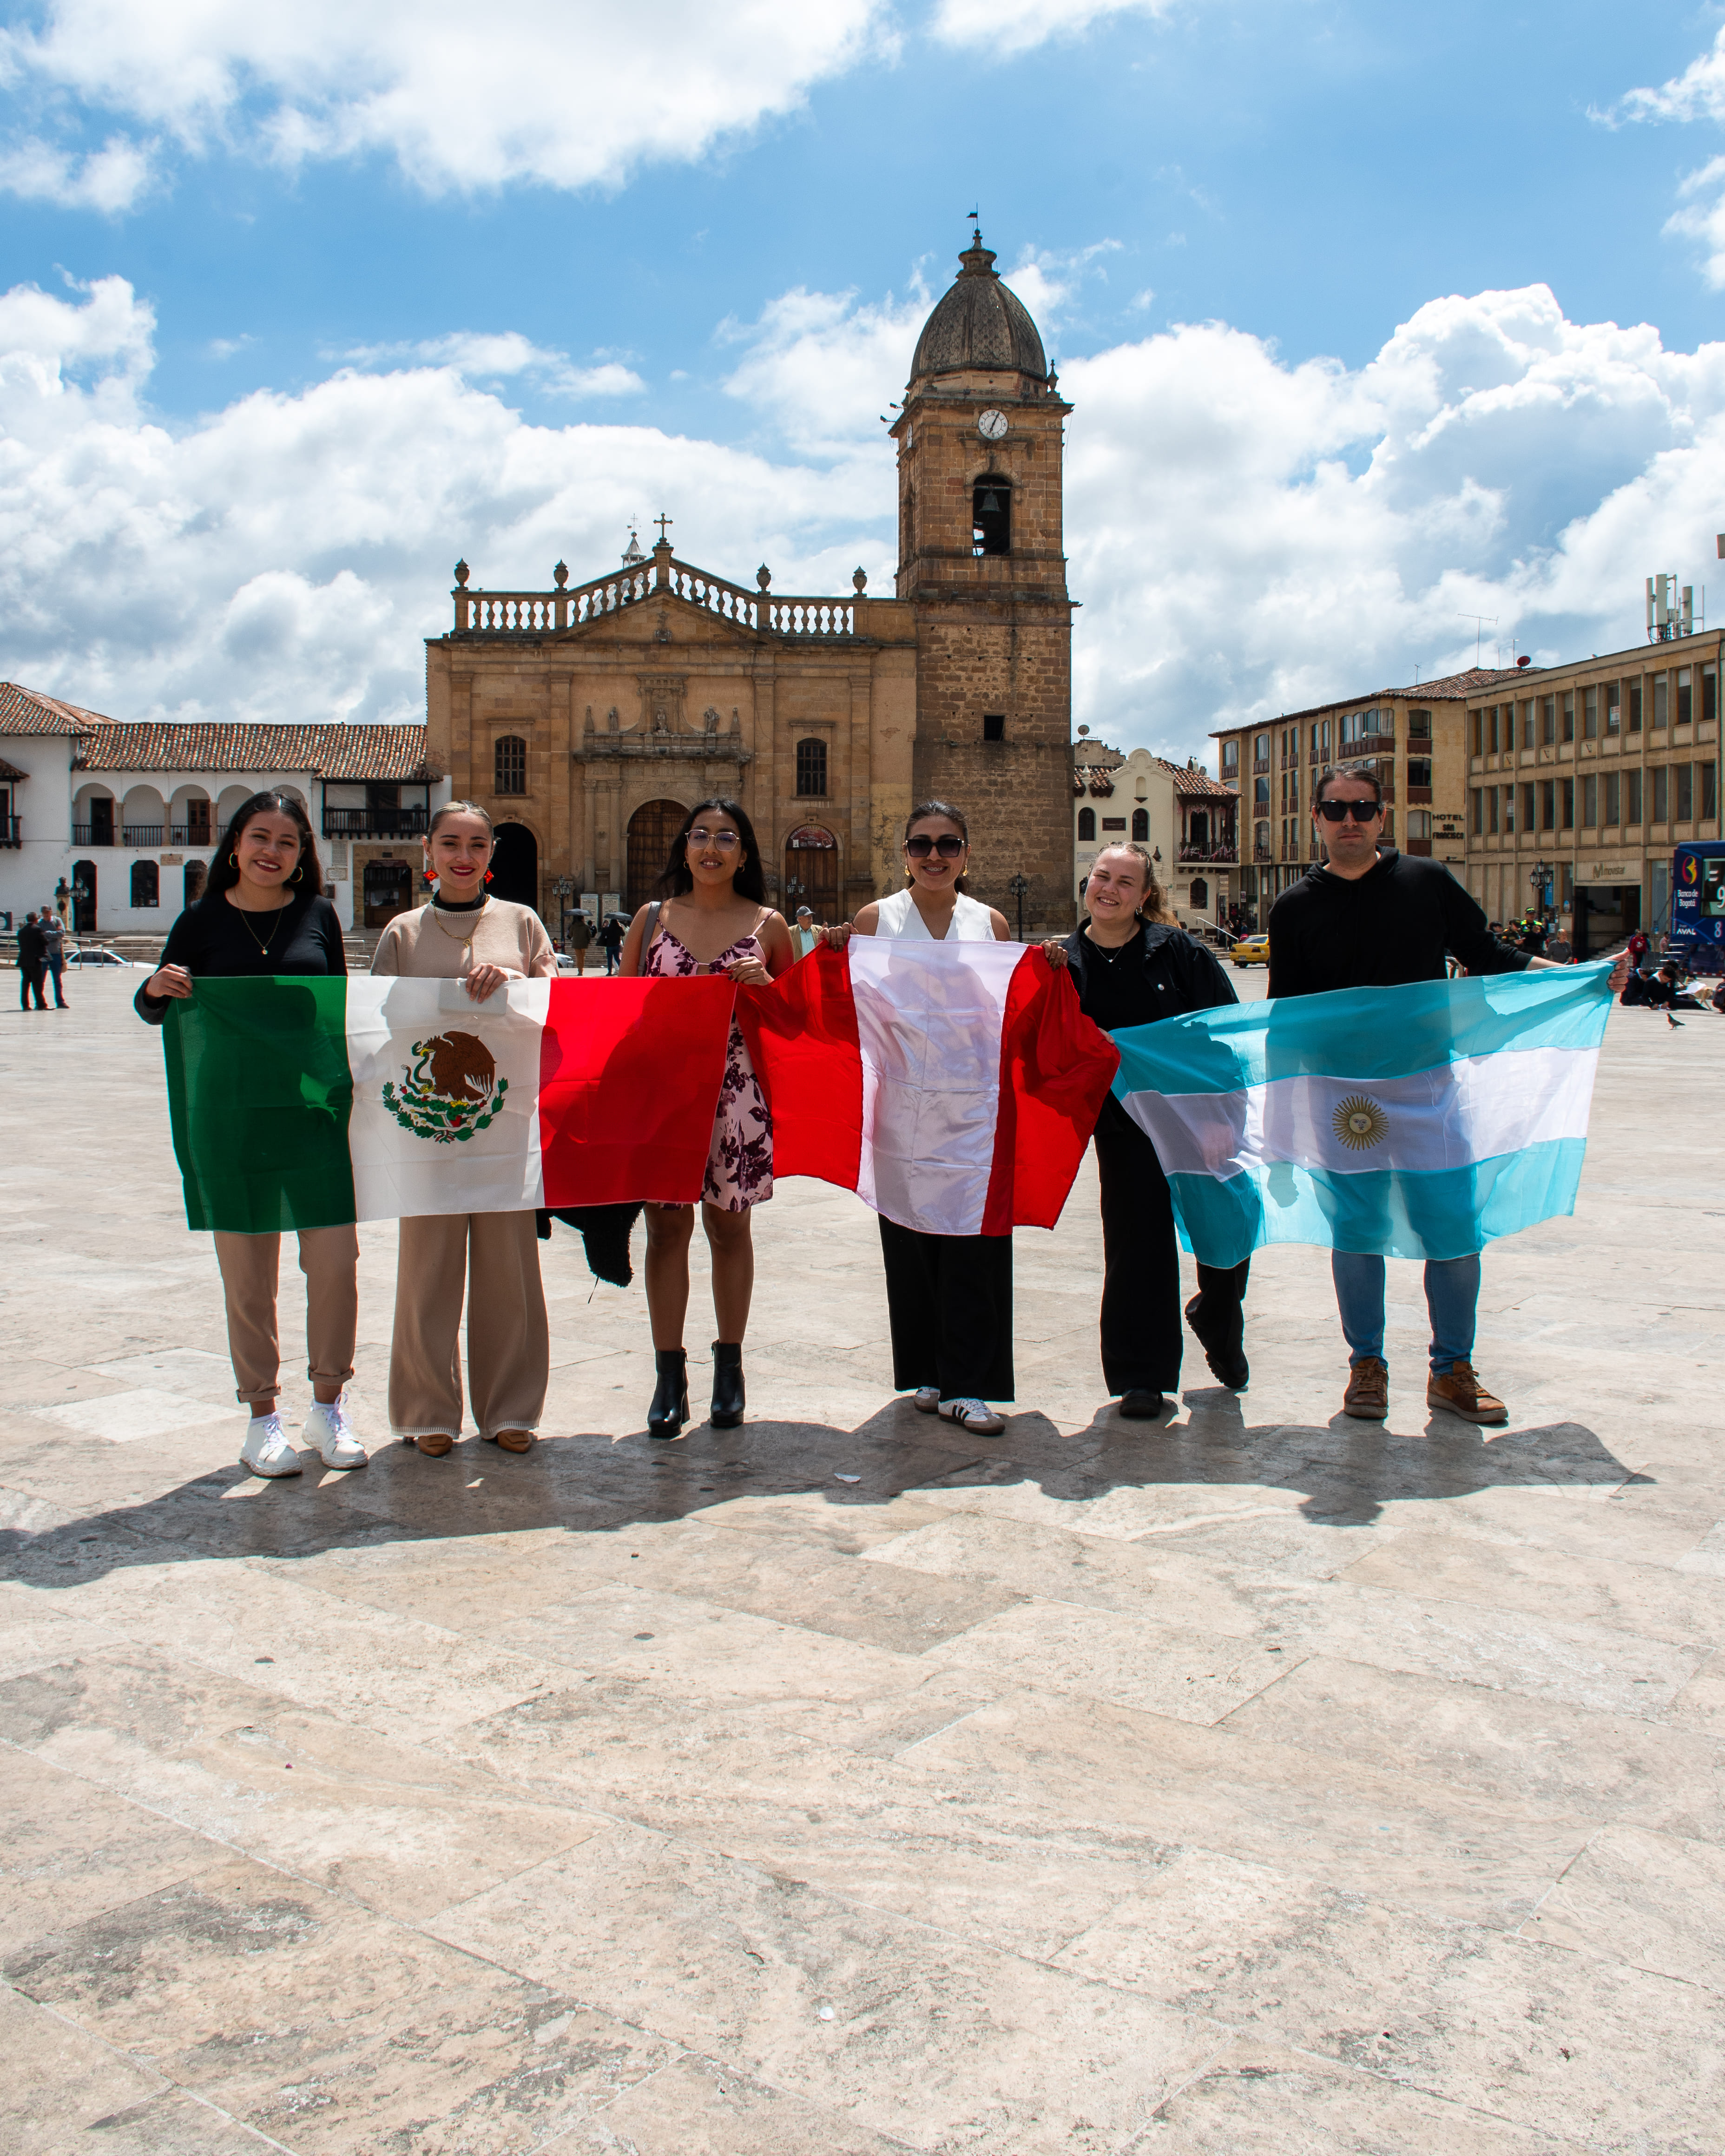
[734,944,864,1191]
[981,948,1120,1234]
[537,976,735,1206]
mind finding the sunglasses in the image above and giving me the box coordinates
[905,834,966,859]
[1315,798,1383,823]
[687,828,740,850]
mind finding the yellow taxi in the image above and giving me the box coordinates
[1231,933,1270,969]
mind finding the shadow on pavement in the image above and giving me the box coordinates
[0,1386,1640,1590]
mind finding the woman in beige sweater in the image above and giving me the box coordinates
[372,802,557,1456]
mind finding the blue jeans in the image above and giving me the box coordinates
[1331,1252,1479,1371]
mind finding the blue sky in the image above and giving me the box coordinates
[3,0,1725,763]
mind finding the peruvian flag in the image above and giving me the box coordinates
[739,941,1119,1234]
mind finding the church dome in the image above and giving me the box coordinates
[909,234,1048,384]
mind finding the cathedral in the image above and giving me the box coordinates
[421,234,1076,933]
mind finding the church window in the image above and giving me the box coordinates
[130,860,159,907]
[1132,808,1149,841]
[982,713,1006,742]
[795,737,828,797]
[494,735,527,795]
[1077,807,1095,841]
[972,476,1011,557]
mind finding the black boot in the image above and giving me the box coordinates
[647,1349,688,1439]
[710,1341,745,1429]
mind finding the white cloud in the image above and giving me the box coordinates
[343,331,645,398]
[0,131,155,211]
[4,274,1722,771]
[931,0,1177,59]
[0,0,892,199]
[1614,27,1725,126]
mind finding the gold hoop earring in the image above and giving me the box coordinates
[290,864,304,884]
[229,852,238,868]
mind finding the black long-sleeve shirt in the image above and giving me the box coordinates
[134,894,347,1023]
[1267,850,1530,999]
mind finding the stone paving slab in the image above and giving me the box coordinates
[1,969,1723,2151]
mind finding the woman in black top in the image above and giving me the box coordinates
[1047,843,1248,1419]
[136,791,365,1481]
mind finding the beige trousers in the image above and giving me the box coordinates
[212,1226,360,1408]
[388,1210,548,1440]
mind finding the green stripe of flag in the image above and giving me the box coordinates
[165,977,357,1232]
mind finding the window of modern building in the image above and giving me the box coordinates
[1408,708,1431,739]
[1471,788,1483,835]
[1678,762,1694,822]
[1487,787,1499,835]
[1561,777,1575,828]
[1627,768,1643,823]
[1678,670,1693,727]
[795,736,828,795]
[1654,675,1669,728]
[1407,809,1432,838]
[1472,710,1484,756]
[494,734,527,795]
[1582,773,1598,827]
[1503,787,1515,833]
[1077,807,1095,841]
[982,713,1006,742]
[1540,779,1556,829]
[1542,697,1556,745]
[1253,733,1270,767]
[1605,684,1621,735]
[1522,700,1536,749]
[1407,757,1432,793]
[1131,808,1148,841]
[1584,686,1599,740]
[1562,693,1575,744]
[1604,771,1620,826]
[1706,670,1719,728]
[130,859,159,907]
[1221,739,1240,775]
[972,476,1010,556]
[1629,681,1643,731]
[1255,776,1270,808]
[1705,761,1718,819]
[1521,782,1536,831]
[1653,765,1670,822]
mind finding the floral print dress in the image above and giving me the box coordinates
[643,920,774,1210]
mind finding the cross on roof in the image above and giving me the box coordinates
[654,513,673,542]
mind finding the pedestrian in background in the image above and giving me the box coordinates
[792,905,821,960]
[599,911,625,975]
[36,905,67,1008]
[566,907,593,974]
[17,910,47,1011]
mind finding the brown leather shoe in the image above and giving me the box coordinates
[490,1428,533,1453]
[413,1432,454,1457]
[1427,1361,1508,1425]
[1342,1357,1389,1420]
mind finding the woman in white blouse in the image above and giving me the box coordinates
[839,801,1014,1434]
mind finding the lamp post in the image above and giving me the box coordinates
[551,875,576,949]
[1529,860,1551,920]
[1008,872,1029,941]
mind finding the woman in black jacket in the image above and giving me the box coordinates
[136,791,364,1480]
[1048,843,1249,1419]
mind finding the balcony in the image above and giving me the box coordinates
[171,823,215,847]
[1406,785,1433,804]
[121,825,164,848]
[1179,841,1239,864]
[322,807,429,839]
[1251,758,1270,775]
[71,824,112,845]
[1253,843,1273,862]
[0,815,19,848]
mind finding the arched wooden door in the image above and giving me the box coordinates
[71,859,97,933]
[626,798,687,914]
[783,825,838,919]
[490,822,539,912]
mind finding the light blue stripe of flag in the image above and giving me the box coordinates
[1110,966,1614,1267]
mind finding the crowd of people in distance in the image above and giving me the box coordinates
[129,762,1629,1481]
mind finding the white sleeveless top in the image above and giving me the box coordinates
[874,887,998,941]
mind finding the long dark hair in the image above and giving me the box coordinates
[204,791,324,901]
[655,796,766,902]
[904,797,970,895]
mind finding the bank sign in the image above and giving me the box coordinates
[1671,843,1725,945]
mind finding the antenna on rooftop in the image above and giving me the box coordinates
[1646,570,1704,641]
[1456,613,1497,667]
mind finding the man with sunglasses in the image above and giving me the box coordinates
[1269,762,1624,1428]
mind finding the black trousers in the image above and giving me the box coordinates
[878,1218,1014,1402]
[1093,1096,1250,1395]
[19,964,46,1011]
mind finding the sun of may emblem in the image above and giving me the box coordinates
[1331,1093,1389,1151]
[382,1031,509,1144]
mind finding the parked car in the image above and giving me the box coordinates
[65,946,142,968]
[1231,933,1270,968]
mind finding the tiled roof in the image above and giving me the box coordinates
[1209,666,1530,736]
[1167,762,1238,798]
[0,682,112,735]
[0,756,28,781]
[75,721,435,781]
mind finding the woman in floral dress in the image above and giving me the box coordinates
[619,798,795,1436]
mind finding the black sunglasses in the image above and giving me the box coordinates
[905,834,966,859]
[1316,798,1383,823]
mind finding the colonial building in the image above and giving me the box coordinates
[425,233,1076,930]
[1210,667,1512,925]
[0,682,443,934]
[1460,634,1723,954]
[1071,735,1238,930]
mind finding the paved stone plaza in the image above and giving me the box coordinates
[2,968,1723,2154]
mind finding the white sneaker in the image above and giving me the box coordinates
[938,1397,1006,1435]
[303,1396,367,1470]
[239,1413,302,1478]
[912,1386,939,1413]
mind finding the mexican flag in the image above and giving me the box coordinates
[163,945,1118,1237]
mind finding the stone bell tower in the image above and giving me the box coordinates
[891,231,1075,930]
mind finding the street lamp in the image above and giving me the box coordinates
[550,874,576,947]
[1008,871,1030,941]
[1529,860,1551,917]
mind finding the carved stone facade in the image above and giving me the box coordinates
[424,236,1075,930]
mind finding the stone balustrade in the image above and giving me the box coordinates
[453,552,856,640]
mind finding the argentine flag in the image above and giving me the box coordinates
[1111,963,1615,1266]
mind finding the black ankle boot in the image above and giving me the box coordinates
[710,1341,745,1429]
[647,1349,688,1439]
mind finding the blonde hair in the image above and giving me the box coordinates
[427,800,494,838]
[1090,840,1176,924]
